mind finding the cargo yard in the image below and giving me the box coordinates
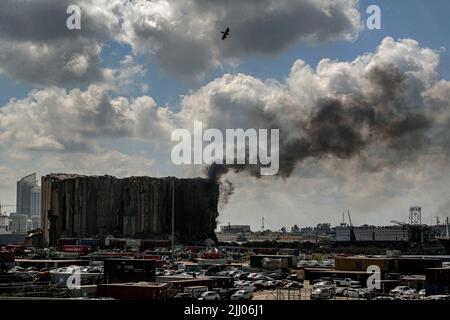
[1,237,450,301]
[1,174,450,301]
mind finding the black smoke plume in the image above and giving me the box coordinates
[206,64,433,189]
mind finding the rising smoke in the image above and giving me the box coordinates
[206,64,432,186]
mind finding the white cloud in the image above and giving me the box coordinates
[0,85,175,153]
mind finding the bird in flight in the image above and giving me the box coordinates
[221,27,230,40]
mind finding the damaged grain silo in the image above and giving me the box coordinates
[41,174,219,246]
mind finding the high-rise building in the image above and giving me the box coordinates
[31,185,41,217]
[0,214,10,234]
[9,213,29,233]
[16,173,39,217]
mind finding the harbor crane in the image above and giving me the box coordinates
[348,210,356,242]
[390,220,407,226]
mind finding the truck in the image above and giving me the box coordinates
[183,286,209,298]
[334,278,358,287]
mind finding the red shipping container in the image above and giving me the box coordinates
[62,245,90,254]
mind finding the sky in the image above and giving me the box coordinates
[1,0,450,231]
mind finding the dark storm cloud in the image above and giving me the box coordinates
[191,0,361,56]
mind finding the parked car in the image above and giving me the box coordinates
[319,277,334,283]
[419,289,426,299]
[212,287,229,295]
[345,288,360,299]
[349,281,361,288]
[343,287,368,298]
[269,272,284,280]
[234,280,245,287]
[372,296,395,300]
[198,291,221,300]
[284,281,303,289]
[425,295,450,301]
[235,284,256,293]
[311,287,335,300]
[230,289,253,301]
[254,275,274,281]
[402,289,419,300]
[253,280,269,290]
[335,287,349,297]
[237,272,249,280]
[334,278,354,287]
[390,286,411,296]
[174,293,196,300]
[321,259,335,267]
[313,281,334,289]
[286,273,299,281]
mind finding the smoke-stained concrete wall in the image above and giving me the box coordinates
[41,174,219,245]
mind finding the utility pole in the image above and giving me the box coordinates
[171,179,175,257]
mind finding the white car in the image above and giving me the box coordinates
[425,295,450,301]
[390,286,411,296]
[198,291,221,300]
[313,281,334,289]
[345,288,369,299]
[254,275,274,281]
[349,281,361,288]
[311,287,335,300]
[236,284,256,293]
[402,289,419,300]
[345,288,360,298]
[419,289,426,299]
[231,289,253,300]
[334,278,354,287]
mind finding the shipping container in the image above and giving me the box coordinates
[398,258,442,275]
[103,259,156,283]
[167,278,216,291]
[57,238,79,250]
[183,286,208,297]
[426,268,450,284]
[80,238,101,248]
[109,239,127,249]
[253,248,278,255]
[98,283,169,300]
[334,257,393,272]
[62,245,91,255]
[140,240,170,251]
[5,245,25,253]
[0,251,14,263]
[250,255,297,269]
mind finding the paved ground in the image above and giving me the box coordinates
[252,281,365,301]
[252,281,312,300]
